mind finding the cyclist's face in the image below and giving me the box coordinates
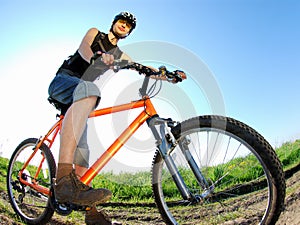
[113,19,132,37]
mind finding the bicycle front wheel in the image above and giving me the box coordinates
[7,138,56,225]
[152,115,285,225]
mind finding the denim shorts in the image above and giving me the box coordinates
[48,70,101,106]
[48,70,101,167]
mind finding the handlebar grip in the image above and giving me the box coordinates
[176,70,187,80]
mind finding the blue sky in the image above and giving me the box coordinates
[0,0,300,161]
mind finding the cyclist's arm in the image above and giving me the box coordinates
[78,28,99,63]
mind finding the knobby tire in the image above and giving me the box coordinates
[152,115,285,225]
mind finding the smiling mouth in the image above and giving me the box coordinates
[118,26,126,32]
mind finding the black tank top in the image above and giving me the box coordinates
[59,31,123,79]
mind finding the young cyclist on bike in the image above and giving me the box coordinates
[48,12,137,225]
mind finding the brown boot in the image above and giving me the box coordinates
[53,170,112,206]
[85,207,122,225]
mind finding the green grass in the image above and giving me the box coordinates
[1,139,300,202]
[91,139,300,202]
[275,139,300,170]
[0,157,8,191]
[93,171,154,202]
[0,139,300,224]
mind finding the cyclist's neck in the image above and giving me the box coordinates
[108,32,119,45]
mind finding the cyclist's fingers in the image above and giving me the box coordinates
[102,53,114,65]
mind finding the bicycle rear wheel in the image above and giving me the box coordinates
[152,115,285,225]
[7,138,56,225]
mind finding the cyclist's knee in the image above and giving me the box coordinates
[73,81,101,108]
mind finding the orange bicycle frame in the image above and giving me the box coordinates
[82,97,157,184]
[19,96,157,195]
[18,116,63,195]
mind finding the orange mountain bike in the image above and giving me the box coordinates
[7,60,285,225]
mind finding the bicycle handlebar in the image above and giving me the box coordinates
[112,59,187,83]
[90,53,187,83]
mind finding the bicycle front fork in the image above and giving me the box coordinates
[147,116,211,202]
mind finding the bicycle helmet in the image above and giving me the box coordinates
[110,11,137,38]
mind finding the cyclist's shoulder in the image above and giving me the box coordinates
[85,28,106,38]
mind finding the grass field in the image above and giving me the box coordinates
[0,139,299,224]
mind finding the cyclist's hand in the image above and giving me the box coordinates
[101,53,114,66]
[90,51,114,66]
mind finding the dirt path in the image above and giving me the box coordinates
[276,169,300,225]
[1,169,300,225]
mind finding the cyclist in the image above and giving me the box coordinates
[48,12,137,225]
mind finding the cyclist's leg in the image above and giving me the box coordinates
[57,81,99,170]
[48,71,81,180]
[74,124,91,184]
[49,71,85,179]
[53,76,111,206]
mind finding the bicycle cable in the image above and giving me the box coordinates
[142,79,163,116]
[147,79,162,98]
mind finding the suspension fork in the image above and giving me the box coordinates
[148,116,193,201]
[178,138,211,191]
